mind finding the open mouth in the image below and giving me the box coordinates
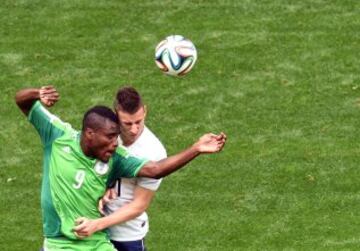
[102,150,114,160]
[109,146,117,154]
[105,151,114,157]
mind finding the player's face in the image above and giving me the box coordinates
[117,106,146,146]
[90,120,120,162]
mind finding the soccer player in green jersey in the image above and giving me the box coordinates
[15,85,226,251]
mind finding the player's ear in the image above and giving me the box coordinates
[84,127,95,139]
[143,105,147,118]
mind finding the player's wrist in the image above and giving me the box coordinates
[26,88,41,104]
[191,142,202,154]
[29,88,41,100]
[23,88,41,102]
[95,217,110,231]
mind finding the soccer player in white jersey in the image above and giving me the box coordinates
[105,86,167,251]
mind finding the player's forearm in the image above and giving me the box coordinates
[96,203,145,231]
[15,88,40,115]
[139,144,200,179]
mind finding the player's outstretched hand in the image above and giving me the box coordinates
[98,188,117,215]
[39,85,59,107]
[73,217,99,239]
[194,132,227,154]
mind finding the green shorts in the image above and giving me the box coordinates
[44,237,116,251]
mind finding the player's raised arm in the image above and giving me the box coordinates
[15,85,60,115]
[137,132,227,179]
[15,85,66,146]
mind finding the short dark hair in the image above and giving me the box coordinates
[82,106,119,131]
[114,86,143,114]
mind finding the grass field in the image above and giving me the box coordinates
[1,0,360,250]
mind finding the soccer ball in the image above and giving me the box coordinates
[155,35,197,76]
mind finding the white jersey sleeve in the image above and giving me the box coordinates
[136,142,166,191]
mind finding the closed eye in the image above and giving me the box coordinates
[106,133,118,140]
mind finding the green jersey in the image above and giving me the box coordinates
[28,101,147,242]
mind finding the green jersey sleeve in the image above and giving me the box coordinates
[108,146,148,185]
[28,101,70,146]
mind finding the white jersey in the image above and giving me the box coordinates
[105,126,167,241]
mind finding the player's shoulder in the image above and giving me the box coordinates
[141,127,165,147]
[137,126,166,154]
[114,144,130,158]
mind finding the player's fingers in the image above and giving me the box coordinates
[219,137,226,144]
[41,95,60,105]
[103,189,112,199]
[75,217,86,226]
[40,85,55,90]
[41,98,58,104]
[40,92,59,101]
[74,231,86,239]
[40,88,57,94]
[45,95,60,101]
[102,196,111,204]
[98,200,105,215]
[200,133,214,140]
[215,132,226,140]
[219,137,226,145]
[47,91,59,97]
[40,89,58,98]
[215,136,226,146]
[105,188,112,195]
[109,188,117,200]
[214,145,222,152]
[73,223,86,232]
[44,101,52,107]
[41,100,52,107]
[207,133,219,140]
[217,141,226,151]
[212,140,222,149]
[41,92,59,99]
[75,228,89,235]
[40,85,54,91]
[40,86,56,94]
